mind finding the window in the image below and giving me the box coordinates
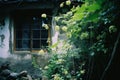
[13,10,51,51]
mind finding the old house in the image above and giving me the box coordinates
[0,0,66,57]
[0,0,66,79]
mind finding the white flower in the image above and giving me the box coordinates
[109,25,117,33]
[38,50,45,55]
[62,26,67,32]
[60,2,64,7]
[44,66,49,69]
[66,0,71,6]
[43,24,49,30]
[41,13,47,18]
[80,69,85,74]
[55,25,60,31]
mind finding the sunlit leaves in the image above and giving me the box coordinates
[87,2,101,12]
[53,74,63,80]
[63,69,68,75]
[47,38,51,43]
[51,42,59,48]
[42,0,118,79]
[72,6,86,21]
[72,0,104,22]
[68,25,82,39]
[56,58,65,64]
[38,49,45,55]
[85,11,100,23]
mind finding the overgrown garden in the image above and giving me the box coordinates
[36,0,120,80]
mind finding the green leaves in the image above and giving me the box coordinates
[42,0,119,80]
[87,2,101,12]
[109,25,117,33]
[72,0,103,21]
[72,5,86,21]
[80,32,89,40]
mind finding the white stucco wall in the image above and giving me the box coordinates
[0,16,10,58]
[51,16,59,45]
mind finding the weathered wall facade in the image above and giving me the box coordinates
[0,13,58,56]
[0,15,11,58]
[0,0,61,56]
[0,1,62,79]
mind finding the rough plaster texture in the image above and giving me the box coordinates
[0,16,10,58]
[0,15,57,79]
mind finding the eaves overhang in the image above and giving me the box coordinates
[0,0,66,13]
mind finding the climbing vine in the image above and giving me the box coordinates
[42,0,120,80]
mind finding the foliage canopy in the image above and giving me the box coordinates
[41,0,120,80]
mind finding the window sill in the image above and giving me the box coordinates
[14,51,31,54]
[14,49,48,54]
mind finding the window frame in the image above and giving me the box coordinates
[13,9,51,52]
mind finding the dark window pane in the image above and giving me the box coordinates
[16,40,22,48]
[16,25,23,30]
[16,40,30,50]
[41,30,48,38]
[22,24,30,30]
[41,39,48,47]
[41,25,45,30]
[16,25,30,38]
[22,30,30,39]
[33,40,40,48]
[33,30,40,38]
[16,30,30,39]
[22,40,30,49]
[16,31,22,39]
[32,17,39,22]
[32,24,41,30]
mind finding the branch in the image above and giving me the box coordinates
[100,32,120,80]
